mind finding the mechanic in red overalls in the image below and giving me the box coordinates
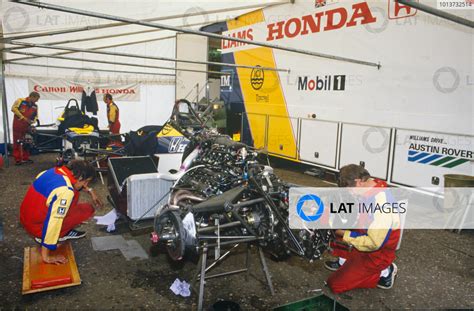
[11,91,40,165]
[325,164,400,293]
[20,160,103,264]
[103,93,121,135]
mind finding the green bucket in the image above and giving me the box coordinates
[273,294,349,311]
[444,174,474,188]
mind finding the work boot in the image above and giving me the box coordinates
[377,263,398,289]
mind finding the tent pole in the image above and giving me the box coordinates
[12,0,381,69]
[0,54,10,167]
[6,41,288,72]
[0,22,10,167]
[7,51,228,76]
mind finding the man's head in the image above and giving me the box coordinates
[103,93,113,104]
[338,164,371,187]
[66,160,96,190]
[29,91,40,103]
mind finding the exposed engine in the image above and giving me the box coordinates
[153,99,333,262]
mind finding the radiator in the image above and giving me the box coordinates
[126,173,173,220]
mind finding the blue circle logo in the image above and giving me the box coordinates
[296,194,324,222]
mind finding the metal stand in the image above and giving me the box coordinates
[192,242,274,311]
[96,160,104,185]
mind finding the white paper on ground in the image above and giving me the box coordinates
[94,209,118,226]
[170,278,191,297]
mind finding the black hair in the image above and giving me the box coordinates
[104,93,113,101]
[66,160,96,181]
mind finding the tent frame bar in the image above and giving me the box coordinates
[8,62,176,77]
[6,21,202,52]
[12,0,381,69]
[2,3,280,42]
[6,18,228,63]
[397,0,474,28]
[8,35,176,63]
[5,73,172,84]
[6,41,289,72]
[8,51,228,76]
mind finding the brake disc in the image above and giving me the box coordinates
[155,209,186,261]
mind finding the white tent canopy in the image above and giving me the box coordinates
[1,0,287,80]
[0,0,287,164]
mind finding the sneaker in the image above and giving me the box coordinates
[34,237,42,244]
[324,260,342,271]
[24,159,34,164]
[58,229,86,241]
[15,161,22,166]
[377,263,398,289]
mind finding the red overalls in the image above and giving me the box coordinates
[12,98,37,163]
[20,166,94,246]
[327,180,400,294]
[107,102,121,135]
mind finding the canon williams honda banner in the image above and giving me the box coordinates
[206,0,473,191]
[289,187,474,230]
[28,78,141,101]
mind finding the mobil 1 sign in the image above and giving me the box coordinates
[392,129,473,188]
[297,75,347,92]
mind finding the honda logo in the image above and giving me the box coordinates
[388,0,418,19]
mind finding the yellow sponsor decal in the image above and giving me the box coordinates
[156,124,184,138]
[226,9,297,159]
[233,47,297,158]
[246,113,266,150]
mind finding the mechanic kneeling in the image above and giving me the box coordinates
[325,164,400,293]
[19,160,104,265]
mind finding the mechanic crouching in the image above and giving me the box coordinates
[325,164,400,293]
[20,160,104,264]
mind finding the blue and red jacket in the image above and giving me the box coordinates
[20,167,78,250]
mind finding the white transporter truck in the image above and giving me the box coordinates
[207,0,473,191]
